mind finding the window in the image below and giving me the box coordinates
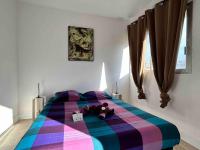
[144,32,152,70]
[176,12,187,70]
[143,2,192,73]
[176,2,192,74]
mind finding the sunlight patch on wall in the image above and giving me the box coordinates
[120,47,130,79]
[0,105,13,135]
[99,62,107,91]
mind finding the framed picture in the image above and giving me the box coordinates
[68,26,94,61]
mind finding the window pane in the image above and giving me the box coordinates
[144,32,151,70]
[176,13,187,70]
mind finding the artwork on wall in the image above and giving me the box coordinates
[68,26,94,61]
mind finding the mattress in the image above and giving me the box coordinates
[15,97,180,150]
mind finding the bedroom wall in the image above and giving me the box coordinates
[0,0,18,135]
[17,2,129,119]
[129,0,200,149]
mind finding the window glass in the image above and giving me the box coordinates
[176,12,187,70]
[144,32,151,70]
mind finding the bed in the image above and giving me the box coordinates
[15,92,180,150]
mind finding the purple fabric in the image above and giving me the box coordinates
[16,98,180,150]
[82,91,112,100]
[55,90,80,102]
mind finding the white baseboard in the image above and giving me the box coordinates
[181,130,200,149]
[0,115,19,139]
[0,115,18,137]
[0,125,14,140]
[18,114,32,120]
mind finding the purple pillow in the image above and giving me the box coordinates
[55,90,80,102]
[82,91,112,100]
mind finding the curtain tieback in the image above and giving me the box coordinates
[137,88,146,99]
[160,92,171,108]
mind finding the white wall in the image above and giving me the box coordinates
[0,0,18,135]
[129,0,200,149]
[17,2,129,119]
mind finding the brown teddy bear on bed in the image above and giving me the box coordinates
[81,102,114,119]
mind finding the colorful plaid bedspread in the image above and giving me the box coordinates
[15,98,180,150]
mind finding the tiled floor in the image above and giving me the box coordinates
[0,119,198,150]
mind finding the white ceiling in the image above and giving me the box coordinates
[19,0,159,19]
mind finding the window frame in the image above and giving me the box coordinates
[176,2,193,74]
[143,2,193,73]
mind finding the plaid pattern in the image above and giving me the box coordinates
[15,98,180,150]
[67,90,81,101]
[55,90,80,101]
[82,91,112,101]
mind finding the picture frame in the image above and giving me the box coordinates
[68,26,94,61]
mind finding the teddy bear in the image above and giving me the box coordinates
[98,103,114,119]
[81,102,114,119]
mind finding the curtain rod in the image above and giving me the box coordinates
[157,0,192,6]
[129,0,193,24]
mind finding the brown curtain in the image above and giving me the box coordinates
[145,0,187,108]
[128,16,146,99]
